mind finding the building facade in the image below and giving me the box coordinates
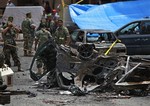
[0,0,128,9]
[0,0,130,18]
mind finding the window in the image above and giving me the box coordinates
[140,21,150,34]
[119,22,139,35]
[118,21,150,35]
[86,32,114,43]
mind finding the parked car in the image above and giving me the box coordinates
[70,29,126,59]
[115,17,150,55]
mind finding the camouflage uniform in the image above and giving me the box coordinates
[2,20,21,70]
[35,27,52,73]
[0,53,4,68]
[0,72,2,85]
[45,20,56,35]
[0,53,3,83]
[21,13,35,56]
[53,25,70,45]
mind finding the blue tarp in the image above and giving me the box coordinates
[69,0,150,31]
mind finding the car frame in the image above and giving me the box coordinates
[70,29,126,59]
[115,17,150,55]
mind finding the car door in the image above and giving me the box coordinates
[116,21,143,55]
[138,21,150,54]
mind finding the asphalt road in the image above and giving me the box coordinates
[1,41,150,106]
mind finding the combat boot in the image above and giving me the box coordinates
[18,65,23,72]
[24,50,28,56]
[0,85,7,91]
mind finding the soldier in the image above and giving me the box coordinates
[21,12,36,56]
[45,19,71,88]
[53,19,70,45]
[34,21,52,75]
[45,13,56,35]
[37,16,46,31]
[1,16,23,71]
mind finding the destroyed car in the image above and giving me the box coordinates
[69,29,126,59]
[29,31,150,96]
[29,29,126,91]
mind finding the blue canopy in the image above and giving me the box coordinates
[69,0,150,31]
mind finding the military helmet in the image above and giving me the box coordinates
[26,12,31,16]
[8,16,13,21]
[40,22,46,28]
[26,12,31,18]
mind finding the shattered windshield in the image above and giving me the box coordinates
[71,30,116,43]
[86,32,115,43]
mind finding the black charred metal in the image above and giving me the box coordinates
[29,37,150,96]
[29,38,57,81]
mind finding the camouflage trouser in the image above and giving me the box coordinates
[0,53,4,68]
[0,72,3,85]
[47,68,58,87]
[23,34,34,54]
[3,45,21,67]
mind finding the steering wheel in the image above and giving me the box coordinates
[77,44,94,59]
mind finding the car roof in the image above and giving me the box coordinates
[125,17,150,23]
[74,29,113,33]
[136,17,150,21]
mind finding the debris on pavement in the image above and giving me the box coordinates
[59,90,72,95]
[0,90,36,105]
[42,99,72,105]
[29,39,150,97]
[96,95,131,99]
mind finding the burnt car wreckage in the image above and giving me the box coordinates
[0,30,150,104]
[29,29,150,96]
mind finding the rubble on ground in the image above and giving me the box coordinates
[29,40,150,97]
[1,40,150,105]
